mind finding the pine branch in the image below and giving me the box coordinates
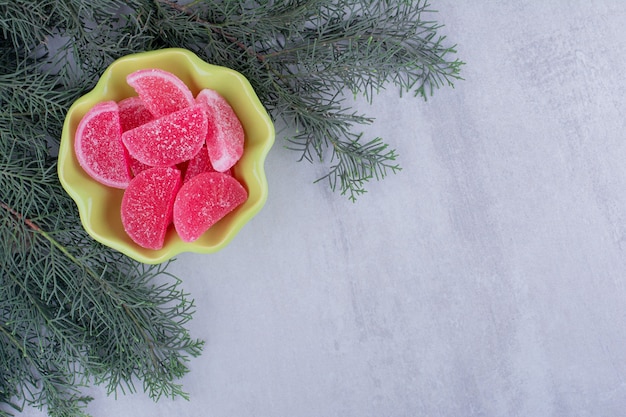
[145,0,463,199]
[0,0,462,414]
[2,0,462,200]
[1,4,204,415]
[0,133,204,414]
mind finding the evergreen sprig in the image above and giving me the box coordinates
[0,121,204,416]
[139,0,463,199]
[2,0,463,201]
[1,2,203,416]
[1,0,461,415]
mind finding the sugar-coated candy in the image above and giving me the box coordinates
[173,172,247,242]
[121,105,208,167]
[75,69,252,251]
[74,100,131,189]
[183,145,215,183]
[196,89,244,172]
[121,167,181,250]
[128,156,151,177]
[126,68,194,118]
[118,96,154,132]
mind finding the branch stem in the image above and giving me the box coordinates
[0,200,162,368]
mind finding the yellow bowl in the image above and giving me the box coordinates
[58,48,275,264]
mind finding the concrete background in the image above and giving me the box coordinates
[19,1,626,416]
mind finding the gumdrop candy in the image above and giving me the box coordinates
[74,100,131,189]
[128,156,151,177]
[183,145,215,183]
[196,89,244,172]
[119,97,154,177]
[121,105,208,167]
[127,68,195,118]
[173,172,247,242]
[121,167,181,250]
[118,96,154,132]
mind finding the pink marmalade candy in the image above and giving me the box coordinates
[127,69,194,118]
[118,96,154,132]
[196,89,244,172]
[121,105,208,167]
[183,145,215,183]
[74,100,131,188]
[118,97,154,176]
[128,156,151,177]
[121,167,181,250]
[173,172,247,242]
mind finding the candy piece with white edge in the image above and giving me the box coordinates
[196,88,244,172]
[74,100,131,188]
[126,68,194,118]
[121,167,181,250]
[121,105,208,167]
[183,145,215,183]
[118,96,154,132]
[173,172,247,242]
[182,145,232,183]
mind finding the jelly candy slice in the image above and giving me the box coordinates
[183,145,215,183]
[173,172,247,242]
[121,105,208,167]
[118,96,154,132]
[196,89,244,172]
[74,100,131,189]
[126,68,194,118]
[121,167,181,250]
[119,97,154,177]
[128,156,151,177]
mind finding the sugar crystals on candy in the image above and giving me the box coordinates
[126,68,195,118]
[122,105,208,167]
[183,145,216,183]
[74,100,131,188]
[173,172,247,242]
[118,96,154,132]
[75,68,250,250]
[196,89,244,172]
[121,167,181,250]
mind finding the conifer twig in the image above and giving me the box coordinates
[147,0,463,199]
[0,1,462,415]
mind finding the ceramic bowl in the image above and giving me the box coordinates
[58,48,274,264]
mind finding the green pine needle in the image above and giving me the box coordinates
[145,0,463,199]
[0,0,461,415]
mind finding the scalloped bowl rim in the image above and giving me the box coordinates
[58,48,274,264]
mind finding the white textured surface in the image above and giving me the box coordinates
[19,2,626,416]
